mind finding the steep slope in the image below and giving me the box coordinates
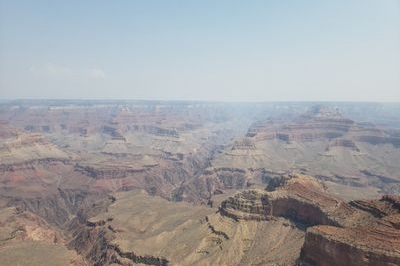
[178,106,400,203]
[72,189,305,266]
[0,207,85,266]
[215,174,400,266]
[70,174,400,266]
[0,101,399,266]
[300,195,400,266]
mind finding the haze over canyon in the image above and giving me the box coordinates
[0,100,399,265]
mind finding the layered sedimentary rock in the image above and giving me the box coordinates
[300,195,400,266]
[246,106,352,141]
[0,101,251,200]
[219,174,341,225]
[246,106,400,150]
[207,105,400,199]
[70,174,400,266]
[301,224,400,266]
[246,105,400,146]
[174,166,250,202]
[71,189,305,266]
[0,205,85,266]
[1,101,400,265]
[217,175,400,266]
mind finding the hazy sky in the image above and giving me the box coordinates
[0,0,399,101]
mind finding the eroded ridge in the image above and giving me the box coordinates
[217,174,400,266]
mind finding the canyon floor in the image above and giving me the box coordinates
[0,100,399,266]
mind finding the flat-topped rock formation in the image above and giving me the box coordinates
[0,133,73,165]
[246,106,354,142]
[208,106,400,198]
[217,174,400,266]
[301,224,400,266]
[300,195,400,266]
[247,106,400,146]
[70,174,400,266]
[231,138,256,150]
[219,174,341,225]
[0,101,253,200]
[0,101,399,265]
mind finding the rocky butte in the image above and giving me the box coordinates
[0,100,399,265]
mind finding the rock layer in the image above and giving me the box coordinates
[217,175,400,266]
[299,195,400,266]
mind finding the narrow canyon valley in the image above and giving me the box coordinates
[0,100,399,266]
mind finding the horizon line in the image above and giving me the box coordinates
[1,98,400,104]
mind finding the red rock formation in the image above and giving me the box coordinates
[218,175,400,266]
[300,195,400,266]
[301,225,400,266]
[219,174,340,226]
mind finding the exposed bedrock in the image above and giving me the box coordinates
[246,107,400,150]
[129,125,179,138]
[300,225,400,266]
[219,174,339,223]
[326,139,360,151]
[246,116,354,143]
[68,226,113,266]
[219,189,338,226]
[271,197,337,226]
[112,245,170,266]
[299,195,400,266]
[231,138,256,150]
[216,168,247,189]
[74,163,147,179]
[101,125,126,140]
[142,152,216,198]
[172,167,248,202]
[355,135,400,147]
[4,188,110,227]
[0,158,72,172]
[69,223,170,266]
[74,146,215,199]
[349,195,400,218]
[219,190,271,221]
[219,177,400,266]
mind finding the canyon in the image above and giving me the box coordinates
[0,100,399,265]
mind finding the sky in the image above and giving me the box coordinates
[0,0,399,102]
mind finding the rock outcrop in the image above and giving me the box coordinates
[70,224,170,266]
[1,101,400,266]
[218,174,400,266]
[247,106,400,149]
[219,174,340,226]
[300,224,400,266]
[299,195,400,266]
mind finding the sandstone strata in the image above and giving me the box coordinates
[299,195,400,266]
[218,175,400,266]
[0,101,399,265]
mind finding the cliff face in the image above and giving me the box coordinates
[271,197,336,226]
[173,166,250,203]
[246,113,354,143]
[4,188,110,228]
[301,225,400,266]
[1,101,400,266]
[217,175,400,266]
[219,190,271,221]
[69,188,305,266]
[228,106,400,196]
[69,224,170,266]
[300,195,400,266]
[0,102,240,202]
[219,174,340,226]
[247,108,400,149]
